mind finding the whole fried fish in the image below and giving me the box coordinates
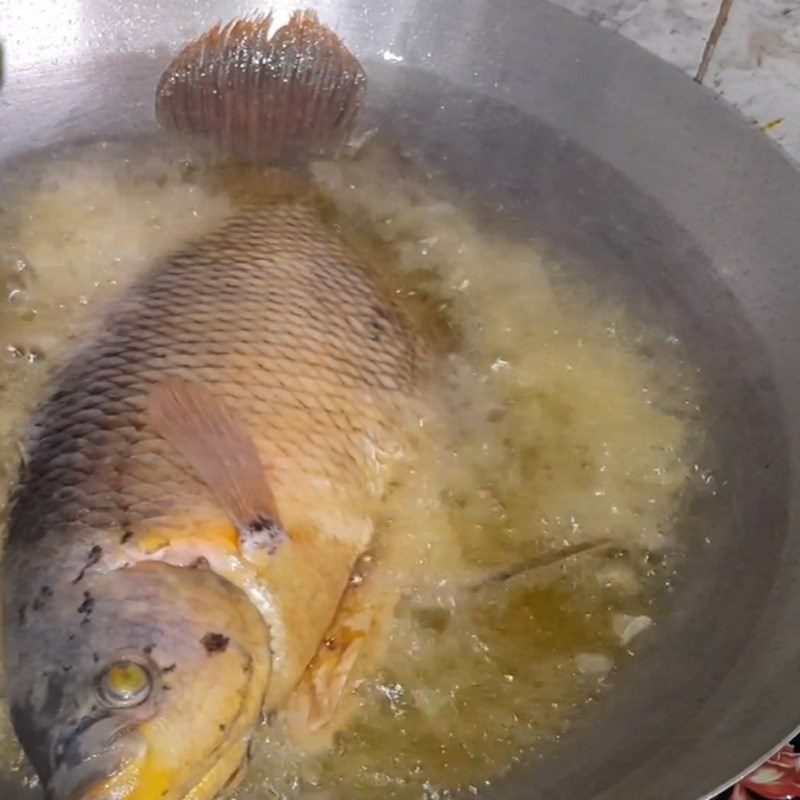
[3,13,424,800]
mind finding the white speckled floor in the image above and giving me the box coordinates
[549,0,800,165]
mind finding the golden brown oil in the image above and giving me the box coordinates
[0,140,710,799]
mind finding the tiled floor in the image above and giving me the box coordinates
[549,0,800,165]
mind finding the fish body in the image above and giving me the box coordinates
[6,199,422,697]
[3,13,424,800]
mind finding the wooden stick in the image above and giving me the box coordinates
[695,0,734,84]
[468,539,611,592]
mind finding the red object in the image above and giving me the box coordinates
[732,746,800,799]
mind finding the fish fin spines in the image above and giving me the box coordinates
[155,10,366,165]
[147,379,287,555]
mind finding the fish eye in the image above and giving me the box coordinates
[96,660,153,708]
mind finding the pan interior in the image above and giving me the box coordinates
[0,5,794,800]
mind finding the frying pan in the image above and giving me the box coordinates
[0,1,798,798]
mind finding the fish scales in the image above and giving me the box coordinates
[9,202,419,554]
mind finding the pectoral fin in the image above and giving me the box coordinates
[147,379,287,556]
[283,554,398,749]
[289,625,367,734]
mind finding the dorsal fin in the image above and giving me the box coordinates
[155,10,367,165]
[147,379,286,555]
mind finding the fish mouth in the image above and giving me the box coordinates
[47,732,145,800]
[47,729,248,800]
[50,740,249,800]
[45,672,257,800]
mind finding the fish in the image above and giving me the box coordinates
[2,11,427,800]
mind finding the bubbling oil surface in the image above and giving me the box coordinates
[0,140,710,799]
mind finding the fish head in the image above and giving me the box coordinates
[6,560,270,800]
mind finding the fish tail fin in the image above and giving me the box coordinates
[155,10,366,165]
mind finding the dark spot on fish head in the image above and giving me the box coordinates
[32,585,53,611]
[18,603,27,626]
[143,645,154,655]
[73,545,104,584]
[78,592,94,625]
[162,663,176,674]
[201,632,229,654]
[40,672,65,719]
[77,591,94,616]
